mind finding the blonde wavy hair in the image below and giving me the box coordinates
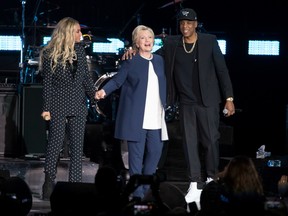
[39,17,78,72]
[131,25,155,51]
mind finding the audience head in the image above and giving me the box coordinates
[94,165,121,195]
[216,155,266,215]
[218,155,264,195]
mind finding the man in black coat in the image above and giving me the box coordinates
[155,8,235,210]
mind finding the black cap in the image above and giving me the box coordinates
[178,8,197,21]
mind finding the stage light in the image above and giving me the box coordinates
[152,38,163,53]
[43,36,51,45]
[217,39,226,55]
[0,36,21,51]
[152,38,226,54]
[248,40,280,56]
[93,38,124,54]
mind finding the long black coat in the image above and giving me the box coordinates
[156,32,234,107]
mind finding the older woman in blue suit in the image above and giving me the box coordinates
[95,25,168,200]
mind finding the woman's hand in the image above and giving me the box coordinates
[95,89,106,100]
[41,111,51,121]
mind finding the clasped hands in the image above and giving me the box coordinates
[95,89,106,100]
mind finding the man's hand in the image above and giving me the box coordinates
[121,47,136,60]
[223,101,235,117]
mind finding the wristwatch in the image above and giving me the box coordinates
[226,97,234,102]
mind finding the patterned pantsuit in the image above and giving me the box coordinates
[44,115,87,182]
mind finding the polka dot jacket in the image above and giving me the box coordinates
[41,43,96,118]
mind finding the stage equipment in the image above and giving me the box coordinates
[165,103,179,122]
[0,176,33,216]
[0,84,20,157]
[23,45,43,84]
[50,181,97,215]
[83,33,111,43]
[121,172,171,216]
[158,0,185,9]
[19,0,27,84]
[93,72,118,119]
[21,84,46,155]
[155,28,168,39]
[86,55,104,82]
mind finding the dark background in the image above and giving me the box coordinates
[1,0,288,157]
[1,1,287,44]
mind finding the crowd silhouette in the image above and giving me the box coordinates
[1,156,288,215]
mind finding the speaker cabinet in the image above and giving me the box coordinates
[50,181,97,215]
[0,176,33,215]
[0,89,20,156]
[21,84,46,155]
[219,123,234,157]
[219,123,234,146]
[143,182,186,211]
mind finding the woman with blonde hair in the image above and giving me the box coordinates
[39,17,96,200]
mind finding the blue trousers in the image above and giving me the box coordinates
[127,129,163,198]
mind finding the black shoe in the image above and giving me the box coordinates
[42,178,55,201]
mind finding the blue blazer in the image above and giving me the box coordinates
[102,53,166,142]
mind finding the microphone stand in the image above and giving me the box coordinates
[31,0,43,47]
[19,0,26,84]
[24,0,42,83]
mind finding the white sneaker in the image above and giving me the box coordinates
[206,177,213,184]
[185,182,202,210]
